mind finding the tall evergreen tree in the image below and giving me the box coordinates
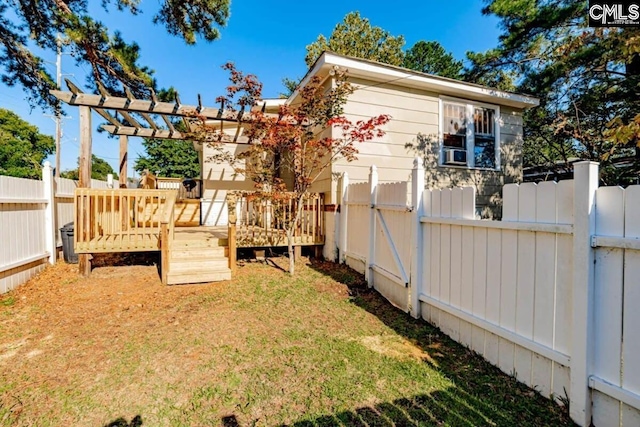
[135,138,200,178]
[0,109,55,179]
[0,0,230,110]
[61,155,118,180]
[304,12,405,67]
[404,41,463,79]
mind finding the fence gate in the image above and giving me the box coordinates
[341,167,413,311]
[370,180,412,310]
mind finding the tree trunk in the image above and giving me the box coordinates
[284,194,308,275]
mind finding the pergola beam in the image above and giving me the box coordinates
[51,89,250,122]
[52,81,267,144]
[101,124,252,144]
[101,125,186,139]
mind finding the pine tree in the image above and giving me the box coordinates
[467,0,640,185]
[0,0,230,111]
[304,12,405,67]
[404,41,463,79]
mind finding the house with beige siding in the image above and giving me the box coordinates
[196,51,538,259]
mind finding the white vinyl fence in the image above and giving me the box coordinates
[338,159,640,427]
[0,163,110,294]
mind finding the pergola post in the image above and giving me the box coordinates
[119,135,128,188]
[78,105,92,276]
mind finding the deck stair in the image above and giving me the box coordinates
[167,228,231,285]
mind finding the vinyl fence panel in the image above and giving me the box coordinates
[0,175,48,293]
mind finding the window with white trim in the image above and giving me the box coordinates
[440,99,500,170]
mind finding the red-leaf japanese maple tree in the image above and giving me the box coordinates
[202,63,390,274]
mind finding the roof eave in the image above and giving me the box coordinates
[289,52,539,110]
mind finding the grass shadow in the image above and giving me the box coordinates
[306,259,576,427]
[279,391,513,426]
[221,414,240,426]
[91,252,159,268]
[102,415,143,427]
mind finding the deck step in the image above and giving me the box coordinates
[165,227,231,285]
[170,246,228,259]
[171,238,229,248]
[169,257,229,273]
[166,269,231,285]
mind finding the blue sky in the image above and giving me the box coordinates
[0,0,502,177]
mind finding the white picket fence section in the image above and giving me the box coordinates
[590,185,640,427]
[420,181,574,404]
[0,164,110,294]
[342,180,370,274]
[338,159,640,427]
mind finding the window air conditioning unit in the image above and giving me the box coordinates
[444,149,467,166]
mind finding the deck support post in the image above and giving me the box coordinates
[78,105,92,276]
[119,135,128,188]
[226,193,237,273]
[160,222,169,285]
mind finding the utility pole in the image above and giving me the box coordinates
[54,34,62,178]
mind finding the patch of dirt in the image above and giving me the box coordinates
[358,335,440,365]
[0,259,239,425]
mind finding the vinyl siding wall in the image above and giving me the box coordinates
[332,77,525,218]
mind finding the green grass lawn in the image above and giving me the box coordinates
[0,258,575,426]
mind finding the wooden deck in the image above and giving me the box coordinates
[77,232,160,253]
[72,188,325,284]
[173,227,228,246]
[76,226,322,254]
[75,227,229,253]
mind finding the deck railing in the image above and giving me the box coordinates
[74,188,178,253]
[156,177,202,200]
[226,192,325,251]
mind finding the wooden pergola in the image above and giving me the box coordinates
[50,79,260,274]
[50,81,324,283]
